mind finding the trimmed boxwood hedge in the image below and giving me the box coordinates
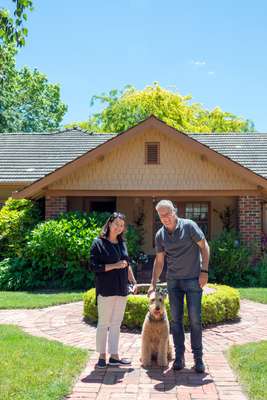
[83,284,240,329]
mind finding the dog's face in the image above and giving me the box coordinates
[148,291,166,320]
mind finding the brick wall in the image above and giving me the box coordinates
[238,195,262,253]
[45,197,67,219]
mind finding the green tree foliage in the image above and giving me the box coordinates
[0,0,33,47]
[66,83,255,134]
[0,44,67,132]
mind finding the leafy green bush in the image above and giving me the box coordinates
[83,284,240,329]
[0,198,40,260]
[25,212,102,289]
[253,254,267,287]
[209,230,254,287]
[125,224,142,259]
[0,258,34,290]
[0,210,144,290]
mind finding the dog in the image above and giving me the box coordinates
[141,288,172,368]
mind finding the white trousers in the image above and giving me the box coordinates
[96,295,128,354]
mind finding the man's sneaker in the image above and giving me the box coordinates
[172,355,185,371]
[193,358,205,373]
[108,357,131,366]
[96,358,106,368]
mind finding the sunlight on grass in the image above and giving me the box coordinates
[0,325,89,400]
[228,341,267,400]
[0,291,84,309]
[238,288,267,304]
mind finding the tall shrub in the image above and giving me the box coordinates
[0,198,40,260]
[0,210,144,290]
[209,230,253,286]
[26,212,104,289]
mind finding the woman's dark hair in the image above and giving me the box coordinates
[100,212,126,241]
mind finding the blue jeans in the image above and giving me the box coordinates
[167,278,203,359]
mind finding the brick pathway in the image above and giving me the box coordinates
[0,299,267,400]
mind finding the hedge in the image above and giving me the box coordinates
[83,284,240,329]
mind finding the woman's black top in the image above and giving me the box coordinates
[90,237,130,298]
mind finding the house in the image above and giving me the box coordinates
[1,115,267,255]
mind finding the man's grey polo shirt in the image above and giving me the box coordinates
[155,218,205,280]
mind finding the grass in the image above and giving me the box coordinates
[0,291,85,309]
[0,325,89,400]
[238,288,267,304]
[228,341,267,400]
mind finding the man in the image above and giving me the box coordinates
[148,200,210,373]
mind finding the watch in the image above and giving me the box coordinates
[200,269,209,274]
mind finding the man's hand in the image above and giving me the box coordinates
[132,283,138,295]
[197,239,210,289]
[148,252,165,297]
[199,272,208,288]
[147,284,156,297]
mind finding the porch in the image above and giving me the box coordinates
[44,192,263,256]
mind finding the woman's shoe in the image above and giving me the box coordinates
[108,357,131,366]
[96,358,107,368]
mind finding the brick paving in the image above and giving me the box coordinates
[0,299,267,400]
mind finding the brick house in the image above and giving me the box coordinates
[1,115,267,255]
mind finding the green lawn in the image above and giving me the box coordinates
[0,291,85,309]
[228,341,267,400]
[0,325,89,400]
[238,288,267,304]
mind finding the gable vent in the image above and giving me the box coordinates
[145,142,160,164]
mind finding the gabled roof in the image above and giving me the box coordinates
[190,133,267,179]
[0,129,114,183]
[1,116,267,198]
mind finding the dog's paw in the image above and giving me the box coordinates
[158,363,168,368]
[142,363,151,369]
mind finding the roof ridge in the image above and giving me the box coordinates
[189,132,266,136]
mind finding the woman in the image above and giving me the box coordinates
[90,212,137,368]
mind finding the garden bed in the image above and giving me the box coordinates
[84,283,240,329]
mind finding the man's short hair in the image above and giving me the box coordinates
[155,200,177,214]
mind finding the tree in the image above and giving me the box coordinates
[66,83,255,133]
[0,0,33,47]
[0,45,67,132]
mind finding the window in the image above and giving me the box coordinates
[67,197,116,213]
[145,142,160,164]
[185,203,209,237]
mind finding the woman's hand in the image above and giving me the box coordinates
[115,260,128,269]
[105,260,128,272]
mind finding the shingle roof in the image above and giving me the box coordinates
[189,133,267,179]
[1,128,267,184]
[0,129,115,183]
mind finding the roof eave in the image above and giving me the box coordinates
[13,116,267,199]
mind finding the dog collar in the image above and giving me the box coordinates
[148,313,166,323]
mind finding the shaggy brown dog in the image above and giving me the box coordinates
[141,290,172,368]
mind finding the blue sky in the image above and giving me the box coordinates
[5,0,267,130]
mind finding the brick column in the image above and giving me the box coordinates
[238,195,262,254]
[45,197,67,219]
